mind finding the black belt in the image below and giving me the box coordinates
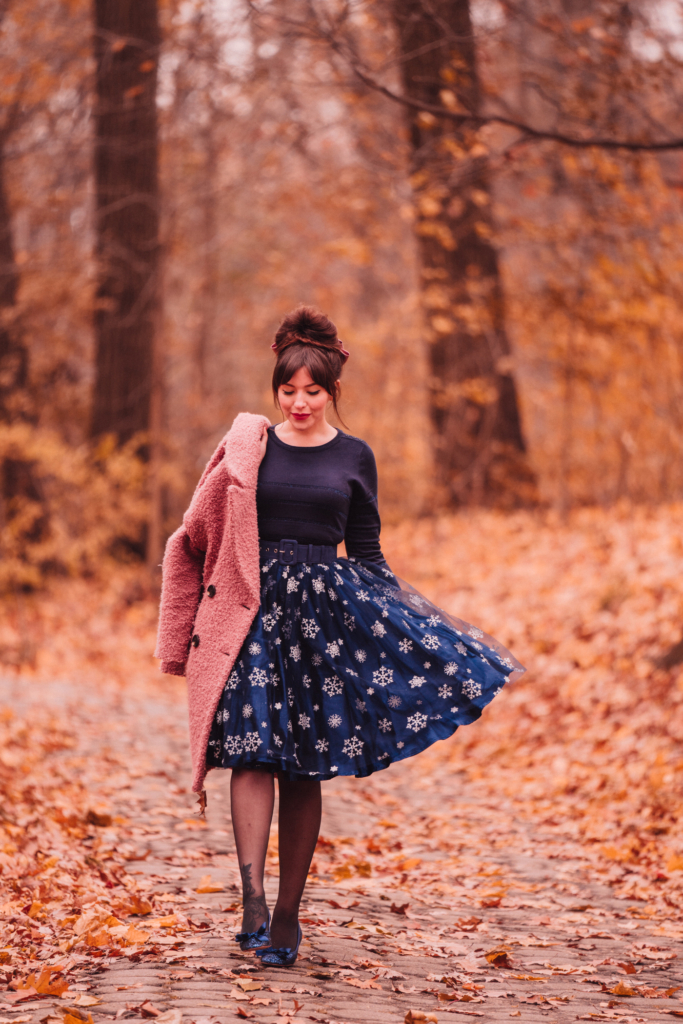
[260,539,337,565]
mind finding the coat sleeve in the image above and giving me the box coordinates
[154,523,205,675]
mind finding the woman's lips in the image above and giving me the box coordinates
[292,413,310,420]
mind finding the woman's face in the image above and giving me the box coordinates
[278,366,334,433]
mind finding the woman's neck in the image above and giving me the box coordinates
[274,420,338,447]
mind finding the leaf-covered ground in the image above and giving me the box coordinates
[1,506,683,1022]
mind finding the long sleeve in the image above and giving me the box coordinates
[154,524,205,674]
[344,444,388,567]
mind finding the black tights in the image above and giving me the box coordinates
[230,767,321,948]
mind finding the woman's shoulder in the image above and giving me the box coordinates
[337,430,376,462]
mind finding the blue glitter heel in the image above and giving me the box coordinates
[235,910,271,951]
[255,923,302,967]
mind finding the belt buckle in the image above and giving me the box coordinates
[279,539,297,565]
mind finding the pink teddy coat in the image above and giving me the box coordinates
[154,412,271,793]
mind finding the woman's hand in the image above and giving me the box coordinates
[259,426,269,464]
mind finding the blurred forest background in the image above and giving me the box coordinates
[2,0,683,589]
[6,2,683,949]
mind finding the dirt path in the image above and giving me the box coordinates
[1,674,681,1024]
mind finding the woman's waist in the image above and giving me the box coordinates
[260,538,338,565]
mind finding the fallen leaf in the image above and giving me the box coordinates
[235,1010,254,1020]
[195,875,224,894]
[154,1011,182,1024]
[404,1012,438,1023]
[235,980,261,992]
[485,945,514,968]
[85,809,112,827]
[391,902,410,915]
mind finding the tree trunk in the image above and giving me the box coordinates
[392,0,536,506]
[91,0,161,444]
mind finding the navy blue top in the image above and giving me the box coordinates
[256,426,387,566]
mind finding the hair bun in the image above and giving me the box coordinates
[272,305,350,362]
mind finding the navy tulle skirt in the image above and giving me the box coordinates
[205,555,524,780]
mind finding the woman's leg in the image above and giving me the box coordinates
[230,767,275,933]
[270,776,322,947]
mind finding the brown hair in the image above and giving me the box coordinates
[271,306,348,423]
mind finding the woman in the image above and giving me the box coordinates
[156,306,524,967]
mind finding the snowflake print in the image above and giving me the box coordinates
[378,718,392,733]
[344,613,356,631]
[262,613,276,632]
[471,642,483,651]
[355,699,366,713]
[287,578,300,593]
[301,589,308,602]
[243,704,253,717]
[398,638,413,654]
[323,676,344,697]
[455,641,467,655]
[272,603,284,619]
[388,694,402,709]
[354,649,367,663]
[438,684,453,699]
[313,704,319,710]
[249,668,268,688]
[328,714,342,728]
[427,615,441,626]
[326,641,340,658]
[216,708,229,723]
[331,766,338,773]
[501,657,514,669]
[312,653,323,666]
[371,621,387,637]
[312,577,325,593]
[408,594,425,607]
[287,687,294,707]
[480,655,489,664]
[248,642,262,655]
[303,674,311,687]
[444,662,458,676]
[226,670,240,690]
[243,733,261,752]
[298,713,311,729]
[315,738,329,753]
[357,589,369,602]
[366,687,374,695]
[396,741,405,749]
[273,735,283,747]
[274,702,282,710]
[342,736,364,758]
[372,666,394,688]
[334,572,344,586]
[409,676,426,688]
[327,588,337,601]
[469,626,484,639]
[423,662,431,669]
[261,722,267,728]
[301,619,320,639]
[463,678,483,699]
[423,634,440,651]
[407,712,428,732]
[224,736,244,755]
[287,721,293,732]
[290,644,302,662]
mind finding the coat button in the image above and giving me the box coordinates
[192,634,200,647]
[207,584,216,598]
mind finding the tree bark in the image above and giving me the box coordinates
[392,0,536,506]
[91,0,161,444]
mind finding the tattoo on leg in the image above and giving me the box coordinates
[240,862,267,931]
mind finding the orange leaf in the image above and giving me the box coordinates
[195,874,224,893]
